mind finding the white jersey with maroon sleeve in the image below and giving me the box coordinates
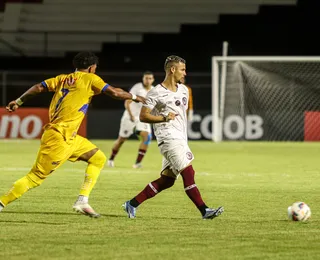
[119,82,153,138]
[123,82,152,118]
[143,83,189,144]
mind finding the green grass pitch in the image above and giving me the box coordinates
[0,140,320,260]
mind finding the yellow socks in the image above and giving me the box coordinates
[0,175,39,206]
[79,150,106,198]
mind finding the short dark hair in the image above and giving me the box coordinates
[143,71,154,76]
[73,51,99,69]
[164,55,186,71]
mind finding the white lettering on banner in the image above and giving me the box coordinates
[224,115,245,139]
[201,115,212,140]
[188,114,264,140]
[187,114,202,139]
[0,115,43,139]
[245,115,264,140]
[0,115,20,138]
[20,116,42,139]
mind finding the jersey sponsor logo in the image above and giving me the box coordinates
[175,100,181,106]
[182,97,187,106]
[52,161,61,166]
[186,152,193,160]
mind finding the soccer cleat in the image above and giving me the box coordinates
[107,160,115,167]
[202,206,224,220]
[122,201,137,218]
[73,202,100,218]
[132,163,142,169]
[0,201,4,212]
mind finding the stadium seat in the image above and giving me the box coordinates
[0,0,296,56]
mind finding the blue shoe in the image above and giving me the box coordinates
[123,201,137,218]
[202,206,224,220]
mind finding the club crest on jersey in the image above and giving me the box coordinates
[186,152,193,160]
[182,97,187,106]
[175,100,181,106]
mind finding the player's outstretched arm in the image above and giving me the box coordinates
[6,83,47,112]
[140,107,176,123]
[103,86,146,104]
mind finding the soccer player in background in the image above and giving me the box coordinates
[123,55,224,220]
[0,52,145,218]
[180,77,194,122]
[108,72,155,168]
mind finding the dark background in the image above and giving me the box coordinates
[0,0,319,140]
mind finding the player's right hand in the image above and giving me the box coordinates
[134,95,147,104]
[165,112,177,121]
[130,115,136,122]
[6,100,19,112]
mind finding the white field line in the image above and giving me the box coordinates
[0,167,292,177]
[0,167,212,176]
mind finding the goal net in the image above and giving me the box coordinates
[212,57,320,142]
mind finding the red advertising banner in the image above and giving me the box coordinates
[304,111,320,141]
[0,108,87,139]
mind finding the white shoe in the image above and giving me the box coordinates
[73,202,100,218]
[108,160,115,167]
[132,163,142,169]
[0,202,4,212]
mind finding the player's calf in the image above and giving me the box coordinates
[124,174,175,218]
[0,172,42,208]
[74,149,106,216]
[181,165,224,219]
[133,132,151,168]
[108,137,127,167]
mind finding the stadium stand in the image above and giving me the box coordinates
[1,0,296,57]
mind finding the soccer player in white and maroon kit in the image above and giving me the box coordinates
[108,72,154,168]
[123,56,224,219]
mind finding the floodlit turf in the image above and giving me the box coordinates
[0,140,320,260]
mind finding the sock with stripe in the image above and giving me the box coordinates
[135,149,146,164]
[130,175,175,207]
[181,165,208,216]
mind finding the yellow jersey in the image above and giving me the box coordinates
[42,71,108,142]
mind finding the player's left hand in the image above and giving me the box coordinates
[134,95,147,104]
[6,100,19,112]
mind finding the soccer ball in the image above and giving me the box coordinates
[287,202,311,222]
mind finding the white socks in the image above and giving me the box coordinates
[76,195,88,204]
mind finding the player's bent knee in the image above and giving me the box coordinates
[161,168,177,180]
[88,149,106,170]
[161,175,175,188]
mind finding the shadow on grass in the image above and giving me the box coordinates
[0,220,66,225]
[2,211,125,219]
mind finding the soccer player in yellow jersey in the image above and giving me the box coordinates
[0,52,145,218]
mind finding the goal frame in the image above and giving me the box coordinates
[212,56,320,142]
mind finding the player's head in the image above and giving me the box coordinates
[142,71,155,87]
[164,55,186,83]
[73,52,99,74]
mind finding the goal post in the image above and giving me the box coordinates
[212,56,320,142]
